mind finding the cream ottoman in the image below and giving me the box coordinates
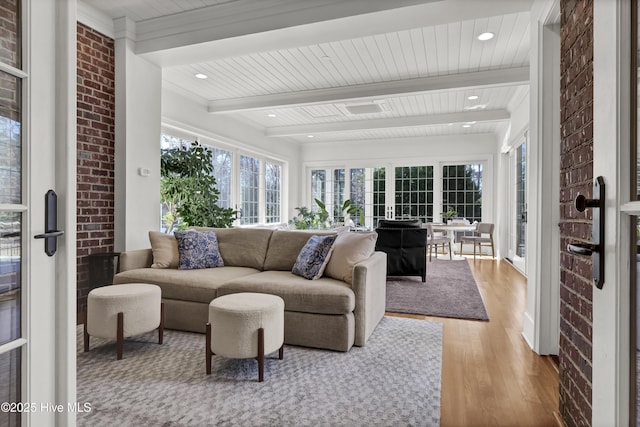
[206,292,284,382]
[84,283,164,360]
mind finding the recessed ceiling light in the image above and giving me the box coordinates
[307,135,315,138]
[194,73,208,79]
[467,95,479,100]
[466,121,477,125]
[477,32,494,41]
[462,124,471,128]
[267,113,277,118]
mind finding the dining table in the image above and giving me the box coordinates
[427,222,478,260]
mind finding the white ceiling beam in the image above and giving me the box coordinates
[139,0,533,66]
[207,67,529,113]
[265,109,510,137]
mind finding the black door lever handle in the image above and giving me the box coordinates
[34,230,64,239]
[567,176,605,289]
[33,190,64,256]
[567,243,598,256]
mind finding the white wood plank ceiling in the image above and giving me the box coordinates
[80,0,532,144]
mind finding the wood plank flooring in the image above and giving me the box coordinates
[387,258,560,427]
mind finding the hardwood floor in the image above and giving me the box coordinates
[387,258,560,427]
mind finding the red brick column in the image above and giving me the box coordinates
[76,23,115,316]
[559,0,594,425]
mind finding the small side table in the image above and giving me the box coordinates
[87,252,121,290]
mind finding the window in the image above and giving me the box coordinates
[333,169,345,222]
[211,147,232,209]
[161,133,284,227]
[311,169,326,206]
[394,166,434,221]
[442,164,483,223]
[240,155,260,225]
[349,168,365,226]
[373,168,386,227]
[265,161,281,224]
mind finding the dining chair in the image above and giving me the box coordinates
[459,223,495,259]
[425,223,451,261]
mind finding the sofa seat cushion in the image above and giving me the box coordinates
[216,270,355,315]
[113,266,260,304]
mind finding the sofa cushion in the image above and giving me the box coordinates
[292,234,337,280]
[263,230,336,271]
[113,266,260,304]
[175,230,224,270]
[195,227,272,270]
[148,231,179,269]
[324,231,378,285]
[217,270,355,315]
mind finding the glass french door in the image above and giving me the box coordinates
[0,1,75,425]
[0,2,26,425]
[508,141,527,274]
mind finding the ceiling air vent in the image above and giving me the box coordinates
[338,101,389,116]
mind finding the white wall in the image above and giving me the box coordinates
[161,87,302,218]
[114,19,163,251]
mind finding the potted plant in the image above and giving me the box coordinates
[441,207,458,224]
[161,141,236,233]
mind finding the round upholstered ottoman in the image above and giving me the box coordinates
[206,292,284,382]
[84,283,164,360]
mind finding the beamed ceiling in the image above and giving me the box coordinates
[80,0,533,144]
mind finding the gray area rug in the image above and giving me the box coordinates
[386,259,489,320]
[77,316,442,427]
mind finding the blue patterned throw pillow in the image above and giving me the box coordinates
[175,230,224,270]
[292,234,337,280]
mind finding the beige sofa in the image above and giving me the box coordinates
[113,228,387,352]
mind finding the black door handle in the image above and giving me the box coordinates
[34,230,64,239]
[567,176,605,289]
[567,243,597,256]
[33,190,64,256]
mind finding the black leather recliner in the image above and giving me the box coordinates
[375,220,427,282]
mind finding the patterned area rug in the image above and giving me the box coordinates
[386,259,489,320]
[77,316,442,427]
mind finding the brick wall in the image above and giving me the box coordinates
[76,23,115,315]
[559,0,594,425]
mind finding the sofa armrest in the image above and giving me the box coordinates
[351,251,387,346]
[118,249,153,272]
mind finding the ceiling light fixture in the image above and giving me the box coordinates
[307,135,315,138]
[462,124,471,128]
[267,113,277,118]
[467,95,479,100]
[194,73,208,79]
[477,32,494,41]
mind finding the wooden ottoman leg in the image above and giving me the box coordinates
[158,302,165,345]
[205,323,212,375]
[83,319,90,353]
[117,312,124,360]
[279,343,284,360]
[257,327,264,382]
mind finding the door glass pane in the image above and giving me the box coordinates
[0,212,20,345]
[516,143,527,257]
[0,347,20,427]
[0,71,21,205]
[333,169,345,222]
[349,168,365,226]
[240,155,260,225]
[394,166,433,222]
[0,0,20,69]
[442,163,482,224]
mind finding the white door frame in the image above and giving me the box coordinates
[23,1,77,426]
[592,1,633,424]
[523,0,560,355]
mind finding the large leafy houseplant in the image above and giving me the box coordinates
[160,141,236,233]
